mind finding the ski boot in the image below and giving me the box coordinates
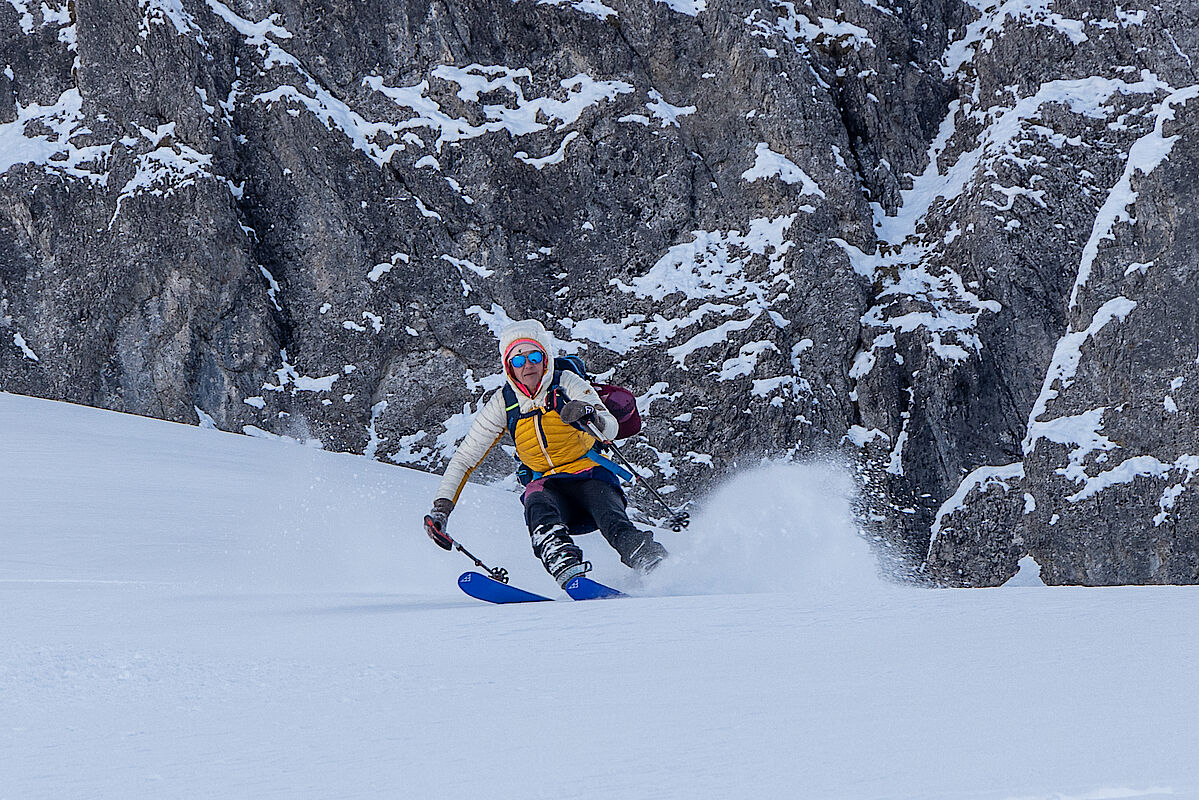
[532,524,589,587]
[629,539,668,574]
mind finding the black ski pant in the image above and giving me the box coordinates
[522,477,666,569]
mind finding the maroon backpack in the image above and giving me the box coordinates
[594,383,642,440]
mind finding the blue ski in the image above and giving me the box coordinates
[563,575,625,600]
[458,571,553,604]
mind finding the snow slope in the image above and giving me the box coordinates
[2,391,1198,800]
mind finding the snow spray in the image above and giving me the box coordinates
[644,460,886,598]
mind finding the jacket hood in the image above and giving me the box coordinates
[498,320,556,403]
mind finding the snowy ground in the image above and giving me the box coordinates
[3,391,1198,800]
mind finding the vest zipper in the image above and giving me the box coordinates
[533,411,555,470]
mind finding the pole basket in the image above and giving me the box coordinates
[668,511,691,532]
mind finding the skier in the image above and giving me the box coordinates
[424,319,668,586]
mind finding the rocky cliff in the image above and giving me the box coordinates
[2,0,1196,585]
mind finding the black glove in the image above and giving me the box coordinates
[424,498,454,550]
[559,400,598,432]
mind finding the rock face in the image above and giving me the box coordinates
[1,0,1196,585]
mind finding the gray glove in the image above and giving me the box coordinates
[424,497,455,550]
[559,400,599,432]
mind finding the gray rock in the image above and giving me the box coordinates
[3,0,1198,585]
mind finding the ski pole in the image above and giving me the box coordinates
[453,540,510,585]
[428,513,511,584]
[587,423,691,532]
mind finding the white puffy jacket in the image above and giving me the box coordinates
[434,320,617,505]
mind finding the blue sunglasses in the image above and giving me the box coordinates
[509,351,545,369]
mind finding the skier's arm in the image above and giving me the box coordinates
[560,372,619,441]
[434,391,508,505]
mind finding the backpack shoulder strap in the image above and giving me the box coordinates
[506,368,576,437]
[547,368,573,411]
[501,384,521,439]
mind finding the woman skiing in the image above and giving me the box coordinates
[424,319,668,586]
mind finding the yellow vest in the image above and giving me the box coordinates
[513,409,600,477]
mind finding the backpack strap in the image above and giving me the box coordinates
[503,369,570,439]
[545,369,572,413]
[504,368,635,486]
[584,446,635,482]
[503,384,538,485]
[501,384,522,440]
[506,370,631,486]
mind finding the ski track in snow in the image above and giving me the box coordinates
[4,392,1199,799]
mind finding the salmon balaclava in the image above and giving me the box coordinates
[498,320,557,401]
